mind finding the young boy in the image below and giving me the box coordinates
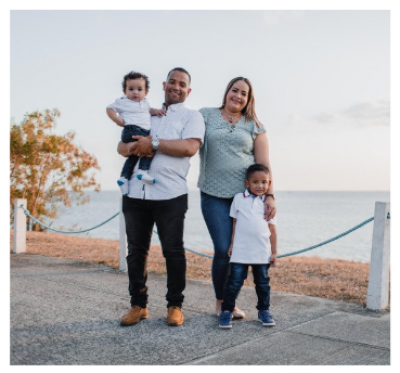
[219,164,277,329]
[106,71,166,195]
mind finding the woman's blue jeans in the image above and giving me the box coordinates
[200,191,233,300]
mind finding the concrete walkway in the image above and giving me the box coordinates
[10,254,390,365]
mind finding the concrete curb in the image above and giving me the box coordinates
[10,254,390,365]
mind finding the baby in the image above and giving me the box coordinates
[106,71,165,195]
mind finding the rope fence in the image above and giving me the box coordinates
[11,199,390,310]
[15,204,389,259]
[19,205,119,234]
[277,217,375,258]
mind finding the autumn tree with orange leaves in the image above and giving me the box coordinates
[10,109,101,229]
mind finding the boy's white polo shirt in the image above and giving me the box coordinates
[230,190,277,264]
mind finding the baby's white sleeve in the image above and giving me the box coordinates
[106,102,116,111]
[106,98,120,113]
[144,100,152,113]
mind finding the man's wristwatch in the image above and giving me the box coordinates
[266,194,275,200]
[151,138,159,151]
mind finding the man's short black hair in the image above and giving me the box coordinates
[122,71,150,91]
[246,164,270,179]
[166,67,191,85]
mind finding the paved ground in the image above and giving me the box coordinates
[10,254,390,365]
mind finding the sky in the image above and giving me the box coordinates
[8,8,391,192]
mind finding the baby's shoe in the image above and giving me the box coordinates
[117,177,129,196]
[137,171,156,184]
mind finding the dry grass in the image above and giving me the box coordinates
[10,231,388,309]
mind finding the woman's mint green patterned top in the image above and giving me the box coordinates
[198,107,266,198]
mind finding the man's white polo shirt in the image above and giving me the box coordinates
[230,190,277,264]
[127,103,205,200]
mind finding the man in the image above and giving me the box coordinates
[117,67,205,326]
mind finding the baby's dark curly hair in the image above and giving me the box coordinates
[122,71,150,91]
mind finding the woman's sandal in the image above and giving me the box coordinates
[232,307,245,319]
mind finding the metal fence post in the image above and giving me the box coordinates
[12,199,27,253]
[366,202,390,311]
[119,196,127,271]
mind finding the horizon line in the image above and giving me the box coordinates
[86,189,391,193]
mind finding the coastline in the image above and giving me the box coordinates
[10,231,387,309]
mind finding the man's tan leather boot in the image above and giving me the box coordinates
[120,306,148,326]
[167,306,184,326]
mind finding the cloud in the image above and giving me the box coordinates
[284,114,303,126]
[263,10,306,25]
[311,100,390,127]
[341,100,390,126]
[311,113,336,124]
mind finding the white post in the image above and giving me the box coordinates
[366,202,390,311]
[119,196,127,271]
[12,199,27,254]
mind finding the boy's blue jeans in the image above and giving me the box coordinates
[221,263,271,312]
[120,125,152,180]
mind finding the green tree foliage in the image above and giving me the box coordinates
[10,109,101,229]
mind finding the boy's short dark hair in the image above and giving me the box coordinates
[166,67,191,85]
[122,71,150,91]
[246,164,270,179]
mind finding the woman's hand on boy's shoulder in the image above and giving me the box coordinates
[264,196,276,221]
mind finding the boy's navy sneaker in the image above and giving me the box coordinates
[258,310,276,326]
[219,311,233,329]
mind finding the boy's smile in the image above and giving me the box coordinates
[245,171,271,196]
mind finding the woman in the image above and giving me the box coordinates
[198,77,276,317]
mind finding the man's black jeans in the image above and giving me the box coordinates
[122,194,188,308]
[221,263,271,312]
[120,125,152,179]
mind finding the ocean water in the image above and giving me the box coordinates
[49,190,390,263]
